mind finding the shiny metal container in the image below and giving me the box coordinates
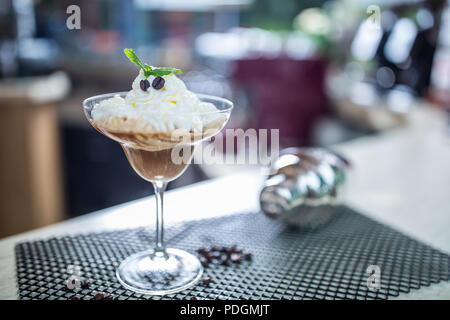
[260,147,350,229]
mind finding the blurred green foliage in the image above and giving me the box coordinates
[241,0,327,31]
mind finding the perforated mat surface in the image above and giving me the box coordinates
[15,207,450,300]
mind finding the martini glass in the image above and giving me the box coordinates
[83,92,232,295]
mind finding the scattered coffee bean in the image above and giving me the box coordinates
[230,253,241,263]
[152,76,165,90]
[203,252,213,262]
[229,245,242,254]
[210,251,222,260]
[199,257,209,267]
[202,277,212,286]
[205,251,216,261]
[220,256,230,266]
[219,246,228,253]
[80,279,90,289]
[190,297,197,300]
[70,296,80,300]
[140,79,150,91]
[104,295,114,300]
[197,245,251,266]
[93,293,105,300]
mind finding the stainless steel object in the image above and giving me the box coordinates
[260,147,350,229]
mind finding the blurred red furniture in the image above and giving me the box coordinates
[232,57,328,146]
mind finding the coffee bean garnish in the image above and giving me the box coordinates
[202,277,211,286]
[140,79,150,91]
[152,76,165,90]
[70,296,80,300]
[93,293,105,300]
[80,279,90,289]
[190,296,198,300]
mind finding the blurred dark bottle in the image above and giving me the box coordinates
[429,0,450,109]
[0,0,58,78]
[351,0,445,97]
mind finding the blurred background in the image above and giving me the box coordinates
[0,0,449,237]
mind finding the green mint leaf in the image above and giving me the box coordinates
[143,64,153,78]
[149,70,173,77]
[124,48,182,78]
[154,67,182,74]
[149,67,183,77]
[123,48,145,70]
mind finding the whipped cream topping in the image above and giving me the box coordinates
[91,70,221,133]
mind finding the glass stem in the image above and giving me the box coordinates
[152,181,167,256]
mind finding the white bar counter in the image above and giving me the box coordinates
[1,106,450,300]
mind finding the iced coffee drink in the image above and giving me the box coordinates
[82,49,232,295]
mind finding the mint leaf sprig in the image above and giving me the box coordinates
[124,48,182,78]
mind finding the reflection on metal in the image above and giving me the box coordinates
[260,147,350,230]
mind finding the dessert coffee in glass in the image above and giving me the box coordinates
[82,49,232,295]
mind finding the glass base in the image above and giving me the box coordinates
[116,248,203,295]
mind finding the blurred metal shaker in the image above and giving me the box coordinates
[260,147,350,229]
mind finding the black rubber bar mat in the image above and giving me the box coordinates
[15,207,450,300]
